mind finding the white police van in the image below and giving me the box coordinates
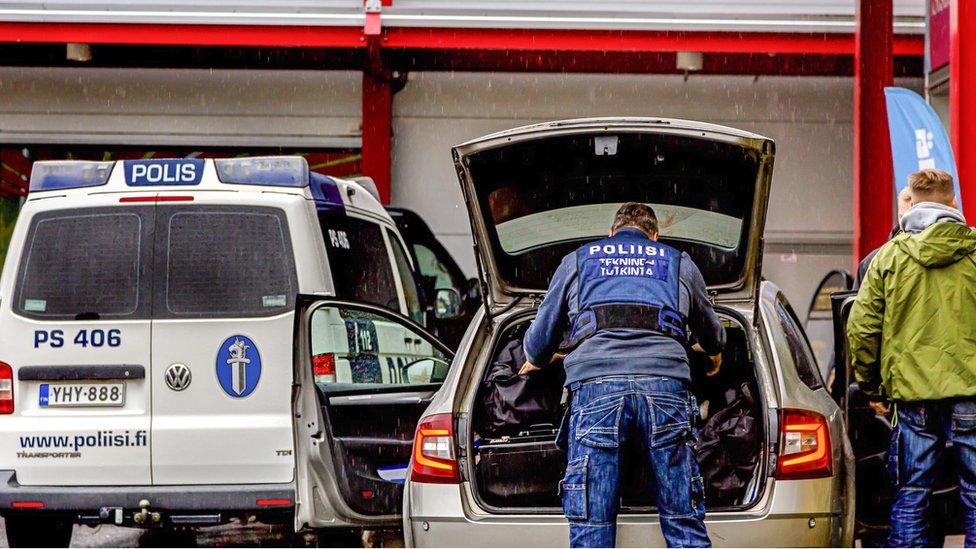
[0,157,454,546]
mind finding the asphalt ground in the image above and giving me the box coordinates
[0,516,962,547]
[0,517,405,547]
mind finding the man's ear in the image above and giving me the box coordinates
[952,196,959,209]
[650,232,660,242]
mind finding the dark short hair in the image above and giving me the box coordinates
[611,202,658,236]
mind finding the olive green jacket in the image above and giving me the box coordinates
[847,218,976,401]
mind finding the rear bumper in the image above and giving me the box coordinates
[0,471,293,517]
[405,477,850,547]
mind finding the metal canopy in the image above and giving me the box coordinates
[0,0,925,33]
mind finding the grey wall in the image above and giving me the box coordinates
[0,67,923,317]
[0,67,362,147]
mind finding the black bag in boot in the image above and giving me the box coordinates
[478,339,565,437]
[695,383,760,506]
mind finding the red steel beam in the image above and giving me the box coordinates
[361,71,392,204]
[951,0,976,216]
[0,22,923,56]
[0,22,365,47]
[853,0,894,264]
[385,28,923,56]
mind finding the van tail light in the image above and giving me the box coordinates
[311,353,337,383]
[410,413,459,484]
[0,362,13,414]
[776,409,832,480]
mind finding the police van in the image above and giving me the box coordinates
[0,157,457,546]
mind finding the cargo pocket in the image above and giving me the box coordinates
[575,397,624,449]
[560,455,588,520]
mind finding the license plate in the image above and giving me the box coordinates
[39,382,125,408]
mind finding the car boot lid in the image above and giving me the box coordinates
[452,117,775,311]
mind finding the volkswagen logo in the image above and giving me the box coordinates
[165,363,191,391]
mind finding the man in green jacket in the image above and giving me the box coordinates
[847,168,976,547]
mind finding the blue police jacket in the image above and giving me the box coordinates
[523,227,726,386]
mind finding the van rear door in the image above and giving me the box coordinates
[149,197,299,485]
[1,202,154,486]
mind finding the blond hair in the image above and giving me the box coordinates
[908,168,955,206]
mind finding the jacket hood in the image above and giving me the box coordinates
[900,202,966,234]
[895,211,976,268]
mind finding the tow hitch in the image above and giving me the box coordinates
[83,499,163,527]
[132,499,162,526]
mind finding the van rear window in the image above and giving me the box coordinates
[15,209,150,320]
[12,205,297,320]
[162,208,297,317]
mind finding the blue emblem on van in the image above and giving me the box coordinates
[124,159,205,186]
[215,335,261,398]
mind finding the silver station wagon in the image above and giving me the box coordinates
[293,118,856,547]
[389,118,856,547]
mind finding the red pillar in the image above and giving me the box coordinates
[853,0,894,263]
[951,0,976,215]
[361,72,392,204]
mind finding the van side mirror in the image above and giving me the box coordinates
[434,288,462,320]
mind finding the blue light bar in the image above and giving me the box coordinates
[214,156,309,187]
[29,161,113,192]
[310,172,345,213]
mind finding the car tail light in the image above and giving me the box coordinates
[776,409,832,480]
[410,413,459,484]
[312,353,336,383]
[0,362,13,414]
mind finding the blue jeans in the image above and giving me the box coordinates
[888,398,976,547]
[559,375,710,548]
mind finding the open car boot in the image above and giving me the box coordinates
[471,314,764,512]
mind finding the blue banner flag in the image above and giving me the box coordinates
[884,87,961,209]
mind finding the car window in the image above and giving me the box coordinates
[309,305,451,386]
[413,243,462,291]
[769,292,824,390]
[387,230,424,325]
[319,212,400,312]
[161,207,297,318]
[14,208,152,320]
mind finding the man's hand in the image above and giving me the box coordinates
[705,353,722,377]
[869,401,890,417]
[519,361,542,375]
[691,343,722,377]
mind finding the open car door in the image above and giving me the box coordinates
[830,291,892,539]
[831,292,960,542]
[805,270,852,381]
[292,295,454,530]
